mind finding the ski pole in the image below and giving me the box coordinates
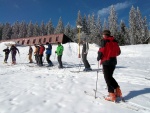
[95,61,99,99]
[54,53,56,61]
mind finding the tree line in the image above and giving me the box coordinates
[0,5,149,45]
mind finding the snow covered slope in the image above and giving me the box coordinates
[0,42,150,113]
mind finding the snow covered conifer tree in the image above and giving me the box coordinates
[64,23,74,40]
[27,21,34,37]
[103,18,108,31]
[96,15,102,42]
[2,22,12,40]
[108,5,118,36]
[89,13,98,43]
[82,15,88,35]
[40,21,47,36]
[18,21,27,38]
[129,6,136,45]
[142,16,149,43]
[76,10,82,27]
[86,14,91,36]
[33,22,40,37]
[46,19,54,35]
[54,17,64,34]
[120,20,129,45]
[11,21,19,39]
[0,23,4,40]
[136,7,143,44]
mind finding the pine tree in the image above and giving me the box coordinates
[76,10,83,40]
[96,15,102,45]
[103,18,108,30]
[64,22,74,40]
[46,19,54,35]
[129,6,136,45]
[108,5,118,37]
[27,21,34,37]
[89,13,98,43]
[136,7,143,44]
[40,21,47,36]
[33,22,40,37]
[54,17,64,34]
[11,21,20,39]
[119,20,129,45]
[76,10,82,26]
[82,15,88,34]
[142,16,149,43]
[0,23,4,40]
[18,21,27,38]
[2,22,12,40]
[87,14,91,36]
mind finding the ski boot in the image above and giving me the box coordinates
[12,61,16,65]
[115,87,122,97]
[105,93,116,102]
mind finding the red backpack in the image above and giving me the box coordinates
[100,37,120,63]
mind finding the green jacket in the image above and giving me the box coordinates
[56,44,64,56]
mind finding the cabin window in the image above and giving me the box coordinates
[27,40,30,44]
[43,38,46,43]
[33,39,36,44]
[39,38,41,43]
[49,37,52,42]
[56,36,59,41]
[22,40,25,45]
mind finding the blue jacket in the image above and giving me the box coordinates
[46,44,52,55]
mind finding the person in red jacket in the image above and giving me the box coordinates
[38,44,45,66]
[97,30,122,102]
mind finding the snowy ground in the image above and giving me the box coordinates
[0,42,150,113]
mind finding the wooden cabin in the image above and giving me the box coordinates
[0,33,73,46]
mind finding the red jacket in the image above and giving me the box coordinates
[39,46,45,55]
[97,36,121,65]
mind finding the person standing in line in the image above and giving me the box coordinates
[38,44,45,66]
[82,38,92,71]
[28,46,33,63]
[55,42,64,68]
[9,45,20,64]
[45,42,53,67]
[34,44,40,64]
[97,30,122,102]
[3,47,10,63]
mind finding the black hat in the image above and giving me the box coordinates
[46,42,49,45]
[103,30,111,36]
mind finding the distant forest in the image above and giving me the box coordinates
[0,5,149,45]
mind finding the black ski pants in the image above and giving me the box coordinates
[35,54,39,64]
[82,53,90,68]
[103,65,119,93]
[46,54,52,64]
[4,54,9,62]
[57,55,63,68]
[39,54,43,66]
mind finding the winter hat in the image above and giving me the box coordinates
[46,42,49,45]
[103,30,111,36]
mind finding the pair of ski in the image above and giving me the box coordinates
[70,69,101,73]
[84,89,149,112]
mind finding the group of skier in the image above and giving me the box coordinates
[25,42,64,68]
[2,30,122,102]
[3,45,20,64]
